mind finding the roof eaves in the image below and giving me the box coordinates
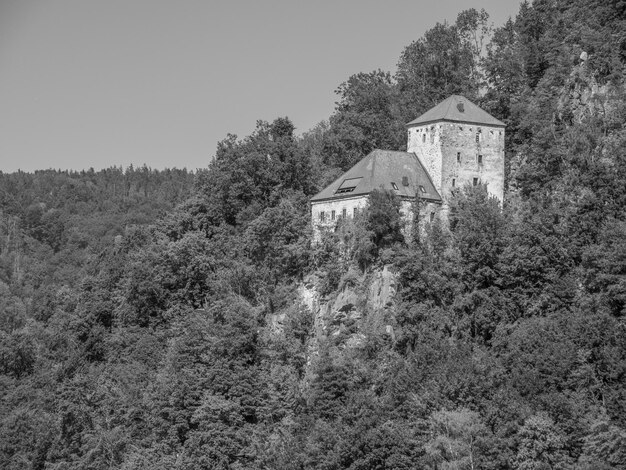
[406,117,506,128]
[411,152,442,201]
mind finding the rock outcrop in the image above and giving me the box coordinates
[299,265,398,365]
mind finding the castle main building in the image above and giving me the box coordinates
[310,95,505,236]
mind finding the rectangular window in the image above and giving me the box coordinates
[476,133,480,143]
[473,178,479,186]
[452,178,456,187]
[430,212,435,222]
[342,208,346,219]
[331,210,335,220]
[320,211,325,222]
[478,154,483,164]
[422,134,426,143]
[457,152,461,163]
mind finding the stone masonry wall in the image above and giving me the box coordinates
[441,123,505,203]
[407,124,444,192]
[312,195,441,242]
[408,122,505,209]
[311,195,369,242]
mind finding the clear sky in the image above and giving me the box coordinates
[0,0,523,173]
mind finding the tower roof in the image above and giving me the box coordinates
[406,95,505,128]
[310,149,441,203]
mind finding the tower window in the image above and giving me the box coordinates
[331,210,335,220]
[342,208,347,219]
[473,178,479,186]
[391,182,399,190]
[478,154,483,164]
[457,152,461,162]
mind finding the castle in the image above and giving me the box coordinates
[310,95,505,236]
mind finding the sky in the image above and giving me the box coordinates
[0,0,524,173]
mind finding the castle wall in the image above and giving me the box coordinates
[407,122,505,206]
[407,124,444,192]
[311,195,442,243]
[311,195,369,241]
[400,199,443,239]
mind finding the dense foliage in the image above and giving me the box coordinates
[1,1,626,468]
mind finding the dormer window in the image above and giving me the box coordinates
[391,182,399,190]
[335,177,362,194]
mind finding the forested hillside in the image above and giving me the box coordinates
[1,1,626,468]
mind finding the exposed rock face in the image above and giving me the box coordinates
[558,60,621,125]
[369,265,396,314]
[299,265,398,363]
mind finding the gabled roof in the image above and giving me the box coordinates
[406,95,505,128]
[311,149,442,203]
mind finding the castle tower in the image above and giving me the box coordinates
[406,95,505,208]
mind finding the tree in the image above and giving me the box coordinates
[366,189,404,249]
[425,408,489,470]
[396,21,478,122]
[449,184,505,290]
[324,71,404,170]
[514,414,570,470]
